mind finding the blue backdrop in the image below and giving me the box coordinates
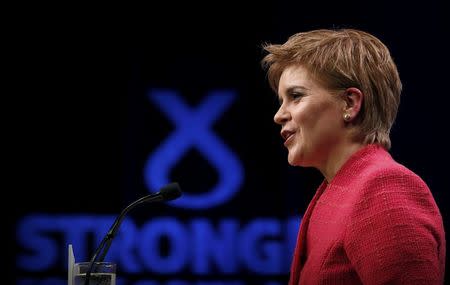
[9,1,448,284]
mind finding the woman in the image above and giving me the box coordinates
[261,29,445,284]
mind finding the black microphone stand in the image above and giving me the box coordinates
[83,182,181,285]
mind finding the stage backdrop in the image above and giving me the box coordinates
[10,2,448,285]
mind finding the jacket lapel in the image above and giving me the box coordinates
[289,181,327,285]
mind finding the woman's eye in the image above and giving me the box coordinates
[291,93,303,100]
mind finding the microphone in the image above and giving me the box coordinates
[84,182,182,285]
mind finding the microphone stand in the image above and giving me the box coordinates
[83,183,181,285]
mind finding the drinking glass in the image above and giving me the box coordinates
[73,261,116,285]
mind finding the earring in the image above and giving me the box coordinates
[343,113,351,121]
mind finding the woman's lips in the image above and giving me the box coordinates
[284,133,295,147]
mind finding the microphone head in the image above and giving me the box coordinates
[159,182,182,201]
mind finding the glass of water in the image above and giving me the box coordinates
[73,261,116,285]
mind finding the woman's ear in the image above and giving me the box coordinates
[342,87,363,122]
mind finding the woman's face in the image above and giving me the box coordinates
[274,65,346,168]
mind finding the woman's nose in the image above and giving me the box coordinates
[274,105,291,125]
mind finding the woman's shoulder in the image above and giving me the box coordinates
[361,149,427,190]
[354,151,441,214]
[346,148,443,221]
[333,144,428,192]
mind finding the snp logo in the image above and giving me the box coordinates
[144,89,244,209]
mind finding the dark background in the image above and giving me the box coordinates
[9,1,448,284]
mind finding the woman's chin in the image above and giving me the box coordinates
[287,151,307,167]
[287,153,299,166]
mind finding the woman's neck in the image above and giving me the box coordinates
[319,141,365,183]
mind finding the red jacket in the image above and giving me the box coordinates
[289,144,446,285]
